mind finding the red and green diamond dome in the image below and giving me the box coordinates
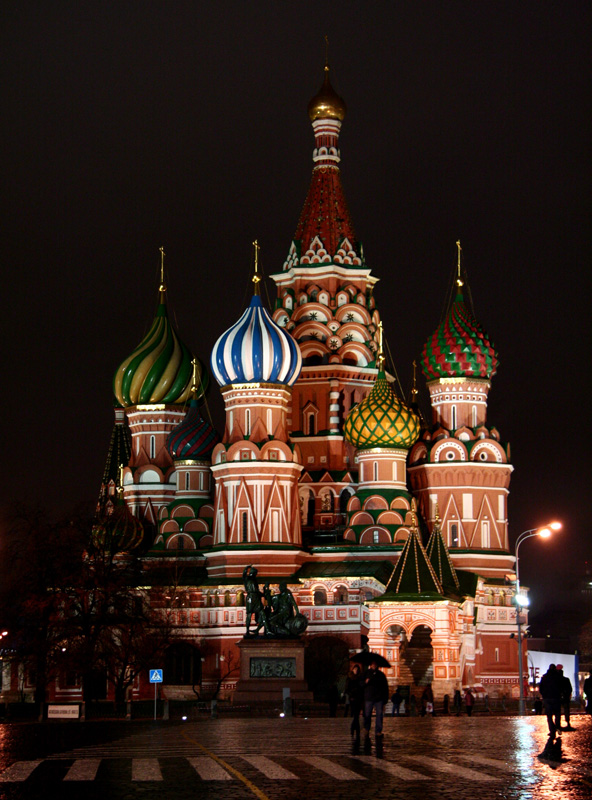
[422,288,499,381]
[166,397,220,461]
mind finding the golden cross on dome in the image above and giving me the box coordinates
[159,246,167,294]
[377,320,384,369]
[190,358,200,396]
[411,359,418,400]
[252,239,261,295]
[118,463,124,497]
[324,35,330,70]
[456,240,463,288]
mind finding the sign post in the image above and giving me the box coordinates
[149,669,163,720]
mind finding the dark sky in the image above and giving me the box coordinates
[2,2,590,613]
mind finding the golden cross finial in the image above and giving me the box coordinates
[434,502,441,526]
[456,240,463,288]
[324,35,330,70]
[377,320,384,369]
[411,359,418,399]
[252,239,262,295]
[159,246,167,294]
[118,463,124,497]
[190,358,200,396]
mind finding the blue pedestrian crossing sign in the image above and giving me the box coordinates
[149,669,163,683]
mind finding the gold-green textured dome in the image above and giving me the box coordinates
[344,371,420,450]
[308,66,347,122]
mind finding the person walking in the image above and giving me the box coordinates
[345,664,364,742]
[453,689,462,716]
[464,687,475,716]
[421,684,435,716]
[539,663,563,738]
[363,659,389,748]
[584,673,592,714]
[391,687,402,716]
[556,664,574,730]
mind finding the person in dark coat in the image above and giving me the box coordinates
[391,687,402,716]
[539,663,562,737]
[453,689,462,716]
[363,659,389,744]
[464,688,475,716]
[556,664,574,730]
[345,664,364,740]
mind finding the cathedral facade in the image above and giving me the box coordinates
[92,63,522,706]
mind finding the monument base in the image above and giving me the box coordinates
[232,637,313,705]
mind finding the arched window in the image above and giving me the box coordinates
[482,520,490,548]
[373,530,380,544]
[245,409,251,436]
[335,587,348,604]
[150,435,156,459]
[185,472,190,491]
[308,413,315,435]
[451,523,458,547]
[313,588,327,606]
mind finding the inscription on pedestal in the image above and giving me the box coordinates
[250,657,296,678]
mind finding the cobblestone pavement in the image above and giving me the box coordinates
[0,714,591,799]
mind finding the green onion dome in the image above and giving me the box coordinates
[92,502,144,554]
[113,293,207,407]
[422,287,499,381]
[344,371,420,450]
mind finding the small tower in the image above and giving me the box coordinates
[209,243,304,578]
[342,325,421,545]
[153,359,220,553]
[112,249,206,531]
[408,243,514,577]
[97,400,131,515]
[270,59,382,534]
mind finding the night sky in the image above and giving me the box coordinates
[2,2,590,616]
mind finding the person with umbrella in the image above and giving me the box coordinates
[353,652,389,748]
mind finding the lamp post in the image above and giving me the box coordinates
[513,522,561,715]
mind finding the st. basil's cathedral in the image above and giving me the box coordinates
[96,62,519,705]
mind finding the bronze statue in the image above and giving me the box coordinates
[242,567,308,637]
[243,565,269,636]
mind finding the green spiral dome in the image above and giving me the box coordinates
[344,371,420,450]
[113,295,206,407]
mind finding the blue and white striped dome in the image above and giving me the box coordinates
[211,295,302,386]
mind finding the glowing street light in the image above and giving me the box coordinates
[514,522,562,715]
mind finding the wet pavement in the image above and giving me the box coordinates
[0,713,591,799]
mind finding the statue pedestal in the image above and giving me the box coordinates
[232,637,313,705]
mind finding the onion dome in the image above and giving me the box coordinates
[344,371,420,450]
[211,294,302,387]
[114,292,206,407]
[308,64,347,121]
[422,286,499,381]
[92,503,144,554]
[166,396,220,460]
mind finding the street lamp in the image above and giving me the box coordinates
[514,522,562,715]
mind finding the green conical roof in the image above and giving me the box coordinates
[426,521,460,594]
[382,526,443,598]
